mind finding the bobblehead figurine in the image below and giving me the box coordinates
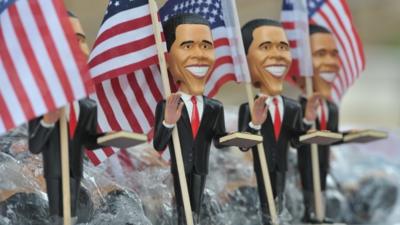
[297,24,341,224]
[238,19,319,225]
[28,12,105,225]
[153,13,227,224]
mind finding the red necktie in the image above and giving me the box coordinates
[191,96,200,138]
[319,100,327,130]
[273,97,281,141]
[69,104,77,138]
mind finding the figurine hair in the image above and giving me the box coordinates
[68,11,77,18]
[309,24,331,35]
[241,19,282,54]
[162,13,210,51]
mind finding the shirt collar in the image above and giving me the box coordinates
[265,95,282,106]
[178,91,203,103]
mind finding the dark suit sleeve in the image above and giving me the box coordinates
[153,100,173,151]
[238,103,257,152]
[82,103,105,150]
[290,105,307,149]
[212,105,228,149]
[238,103,259,134]
[330,103,344,146]
[28,117,53,154]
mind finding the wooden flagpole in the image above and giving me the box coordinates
[148,1,194,225]
[230,1,278,224]
[305,78,324,222]
[60,106,72,225]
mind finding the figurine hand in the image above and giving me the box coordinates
[307,129,317,133]
[42,109,62,124]
[305,93,322,122]
[251,95,268,126]
[164,93,184,125]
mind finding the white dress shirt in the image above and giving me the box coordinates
[317,99,329,123]
[163,92,204,128]
[249,95,284,130]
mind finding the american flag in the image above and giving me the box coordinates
[87,0,166,165]
[281,0,313,79]
[282,0,365,103]
[0,0,92,135]
[159,0,245,97]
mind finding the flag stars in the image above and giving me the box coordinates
[114,1,120,6]
[206,0,212,5]
[202,7,208,14]
[209,17,215,24]
[211,9,218,16]
[173,5,179,11]
[195,8,200,14]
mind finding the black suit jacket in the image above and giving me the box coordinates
[238,96,306,173]
[297,97,339,171]
[153,96,227,176]
[29,98,104,179]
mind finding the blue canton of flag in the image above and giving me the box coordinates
[0,0,16,14]
[307,0,325,17]
[102,0,147,23]
[159,0,224,28]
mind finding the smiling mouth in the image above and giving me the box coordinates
[264,65,287,77]
[185,66,209,78]
[320,72,336,83]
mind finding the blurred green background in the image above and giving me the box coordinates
[65,0,400,130]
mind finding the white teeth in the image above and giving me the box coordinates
[186,66,209,77]
[320,72,336,82]
[265,66,286,77]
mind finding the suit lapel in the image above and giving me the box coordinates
[72,101,84,139]
[263,110,276,143]
[179,101,194,143]
[326,100,335,130]
[281,96,289,129]
[194,96,212,142]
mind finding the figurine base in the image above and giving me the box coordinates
[220,132,262,148]
[97,131,147,148]
[343,129,388,143]
[300,131,342,145]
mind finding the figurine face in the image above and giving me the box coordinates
[70,17,90,57]
[247,26,292,96]
[310,33,339,99]
[167,24,215,96]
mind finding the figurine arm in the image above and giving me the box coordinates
[79,102,106,150]
[213,105,228,149]
[239,103,259,134]
[153,101,174,151]
[28,117,54,154]
[237,103,259,152]
[291,108,307,148]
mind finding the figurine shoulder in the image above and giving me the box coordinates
[283,96,302,109]
[79,98,97,110]
[205,97,223,110]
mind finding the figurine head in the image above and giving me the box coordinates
[163,13,215,96]
[309,24,340,99]
[68,11,90,57]
[242,19,292,96]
